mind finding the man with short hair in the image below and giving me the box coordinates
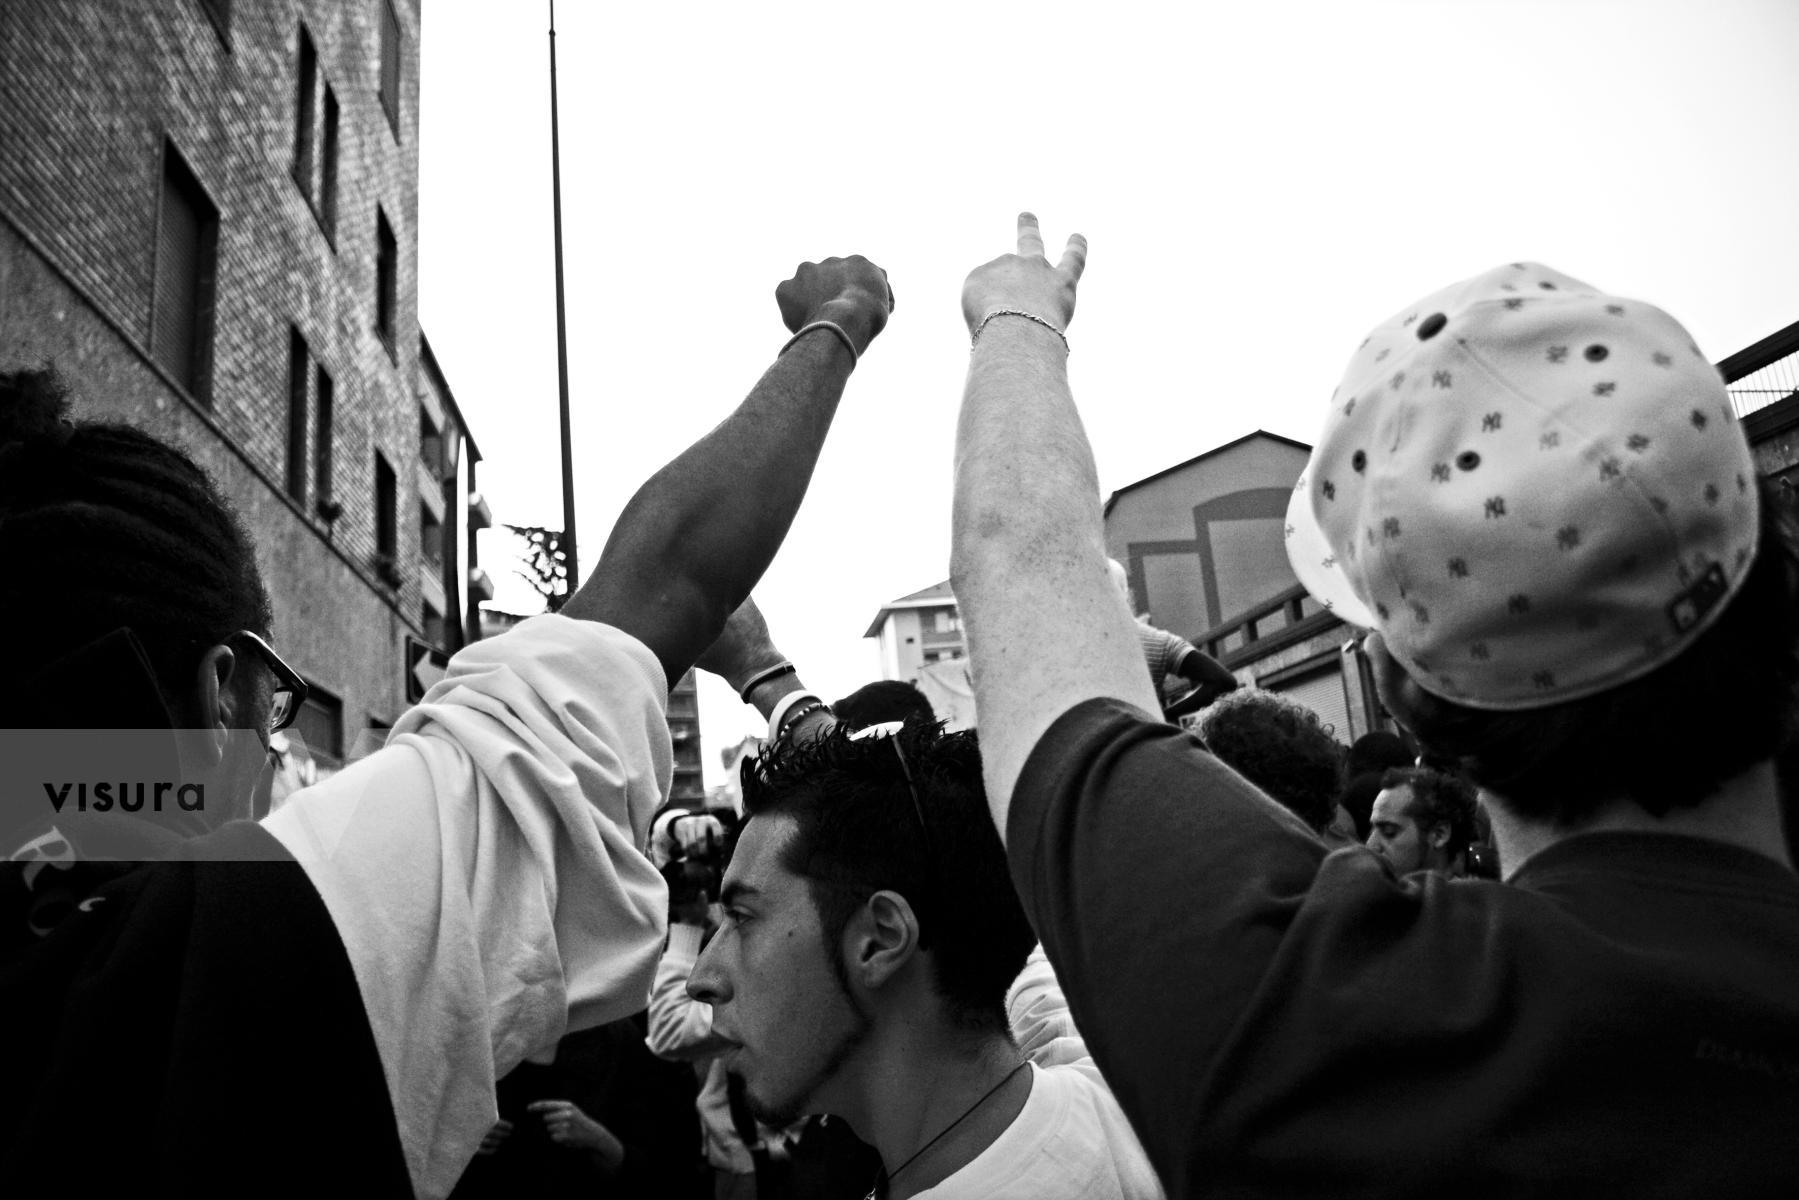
[1366,766,1477,876]
[679,598,1163,1200]
[950,215,1799,1196]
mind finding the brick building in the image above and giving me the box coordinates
[0,0,487,769]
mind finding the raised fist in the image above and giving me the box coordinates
[776,255,894,357]
[962,212,1087,336]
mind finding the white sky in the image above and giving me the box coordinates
[419,0,1799,788]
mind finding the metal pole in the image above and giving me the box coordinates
[549,0,579,591]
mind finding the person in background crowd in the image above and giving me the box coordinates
[2,250,894,1197]
[1366,766,1479,876]
[450,1016,703,1200]
[833,679,936,729]
[949,215,1799,1196]
[1106,558,1238,718]
[1336,729,1416,842]
[680,596,1162,1200]
[1193,688,1346,840]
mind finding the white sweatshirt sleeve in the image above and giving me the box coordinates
[262,615,672,1199]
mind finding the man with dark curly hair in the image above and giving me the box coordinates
[1367,766,1479,876]
[1194,689,1343,836]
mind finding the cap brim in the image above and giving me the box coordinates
[1285,473,1377,630]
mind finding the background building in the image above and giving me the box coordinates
[1104,332,1799,742]
[865,581,965,682]
[1102,430,1373,740]
[0,0,488,772]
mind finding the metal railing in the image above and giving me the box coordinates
[1195,583,1340,667]
[1720,319,1799,421]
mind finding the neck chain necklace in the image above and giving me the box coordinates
[865,1060,1029,1200]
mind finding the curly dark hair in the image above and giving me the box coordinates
[0,367,272,718]
[1379,766,1480,860]
[1394,481,1799,825]
[1196,688,1345,832]
[740,720,1035,1033]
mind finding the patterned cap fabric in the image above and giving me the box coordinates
[1285,262,1759,711]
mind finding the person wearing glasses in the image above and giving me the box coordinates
[2,250,894,1198]
[670,597,1163,1200]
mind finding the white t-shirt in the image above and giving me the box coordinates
[263,616,672,1199]
[918,946,1165,1199]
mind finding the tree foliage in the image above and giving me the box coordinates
[505,524,570,613]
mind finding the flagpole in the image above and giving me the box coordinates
[549,0,579,592]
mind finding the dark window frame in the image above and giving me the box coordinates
[150,139,220,406]
[375,450,399,584]
[292,25,339,247]
[314,364,336,519]
[319,82,339,243]
[285,328,310,503]
[375,207,397,355]
[195,0,231,47]
[291,26,317,196]
[378,0,403,140]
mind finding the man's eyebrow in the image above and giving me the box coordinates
[719,881,760,907]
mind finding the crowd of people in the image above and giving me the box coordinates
[2,215,1796,1198]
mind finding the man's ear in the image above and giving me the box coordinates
[841,889,922,992]
[189,643,241,759]
[1425,821,1452,850]
[1364,632,1448,740]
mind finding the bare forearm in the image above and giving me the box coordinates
[953,323,1154,691]
[565,333,853,682]
[951,232,1159,828]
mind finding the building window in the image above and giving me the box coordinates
[285,328,309,502]
[419,405,443,477]
[374,450,398,582]
[375,207,397,351]
[422,600,445,649]
[291,27,339,242]
[151,140,219,403]
[420,505,442,570]
[934,609,962,633]
[313,368,338,520]
[378,0,402,138]
[320,86,339,238]
[292,28,316,193]
[196,0,231,42]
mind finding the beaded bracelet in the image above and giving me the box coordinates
[775,701,830,745]
[781,320,859,366]
[971,308,1069,353]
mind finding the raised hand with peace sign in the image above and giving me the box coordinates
[961,212,1089,340]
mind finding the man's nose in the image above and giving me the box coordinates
[688,944,729,1006]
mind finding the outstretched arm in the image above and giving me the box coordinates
[950,214,1158,838]
[562,258,894,685]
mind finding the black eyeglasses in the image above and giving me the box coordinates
[229,630,309,734]
[865,724,943,934]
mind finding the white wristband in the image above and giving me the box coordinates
[766,690,823,743]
